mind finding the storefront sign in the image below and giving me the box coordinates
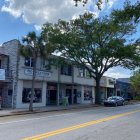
[0,69,5,80]
[24,68,51,78]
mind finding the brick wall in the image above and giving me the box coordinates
[2,40,19,108]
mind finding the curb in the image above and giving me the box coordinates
[1,102,139,118]
[0,105,100,118]
[125,102,140,105]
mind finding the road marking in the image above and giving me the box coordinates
[22,109,140,140]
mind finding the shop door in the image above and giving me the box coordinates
[50,90,57,105]
[66,89,72,104]
[73,89,77,104]
[47,83,57,105]
[46,90,57,105]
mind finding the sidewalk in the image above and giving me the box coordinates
[1,101,140,118]
[0,104,100,117]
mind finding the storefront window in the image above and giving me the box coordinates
[84,90,92,101]
[22,88,42,103]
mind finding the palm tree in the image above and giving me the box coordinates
[19,32,46,111]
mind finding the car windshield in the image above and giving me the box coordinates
[108,97,117,101]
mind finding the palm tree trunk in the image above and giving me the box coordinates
[29,57,37,111]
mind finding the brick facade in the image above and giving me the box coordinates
[0,40,19,108]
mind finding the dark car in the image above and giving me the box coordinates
[104,96,124,107]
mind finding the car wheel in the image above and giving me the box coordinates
[115,103,117,107]
[122,102,125,106]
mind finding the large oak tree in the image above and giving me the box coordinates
[41,1,140,103]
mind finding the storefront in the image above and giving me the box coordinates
[59,84,78,105]
[22,81,43,104]
[54,84,95,105]
[83,86,94,104]
[100,87,107,101]
[107,88,115,97]
[0,82,12,108]
[16,80,46,108]
[46,83,57,105]
[22,88,42,103]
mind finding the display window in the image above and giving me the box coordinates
[22,88,42,103]
[84,90,92,101]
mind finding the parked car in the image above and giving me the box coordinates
[104,96,125,107]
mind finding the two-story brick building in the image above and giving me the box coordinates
[0,40,97,108]
[0,39,116,109]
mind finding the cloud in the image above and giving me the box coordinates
[34,25,42,31]
[1,0,117,30]
[1,0,91,27]
[104,67,132,79]
[108,0,118,8]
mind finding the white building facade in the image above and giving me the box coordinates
[0,40,116,109]
[0,40,96,108]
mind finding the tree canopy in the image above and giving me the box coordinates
[74,0,108,9]
[130,71,140,98]
[41,1,140,103]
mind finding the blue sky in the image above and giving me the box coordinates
[0,0,139,44]
[0,1,34,44]
[0,0,139,78]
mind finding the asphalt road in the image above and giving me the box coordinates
[0,104,140,140]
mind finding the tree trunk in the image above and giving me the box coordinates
[95,78,101,104]
[29,57,36,111]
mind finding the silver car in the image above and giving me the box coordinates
[104,96,125,107]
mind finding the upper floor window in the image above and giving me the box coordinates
[79,68,85,77]
[79,68,90,78]
[61,65,72,76]
[108,79,114,85]
[24,57,33,67]
[41,59,51,70]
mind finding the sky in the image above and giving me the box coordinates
[0,0,139,78]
